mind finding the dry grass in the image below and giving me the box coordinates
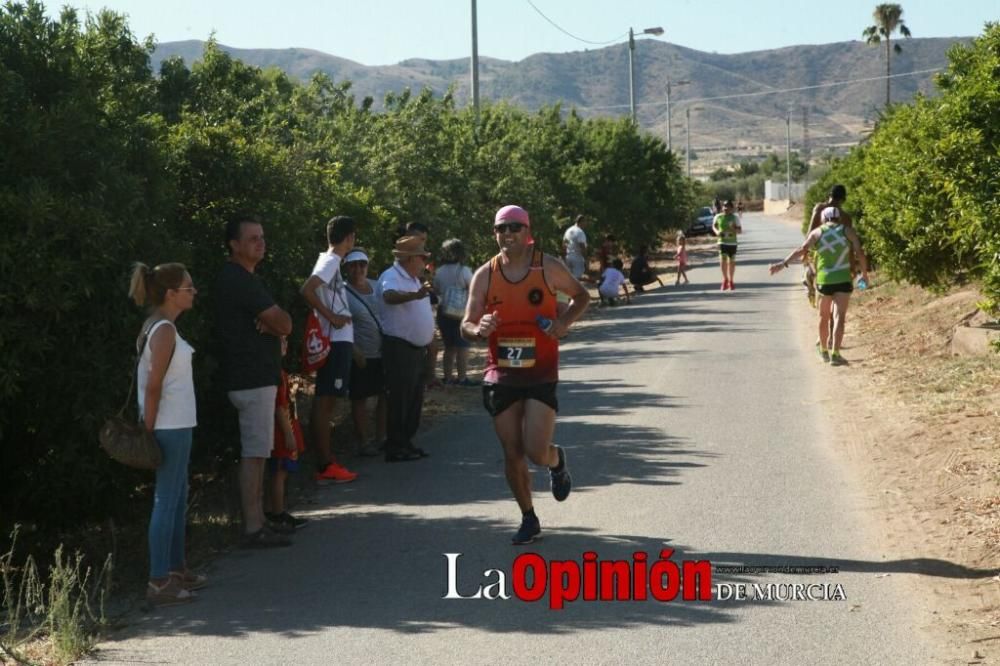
[845,279,1000,559]
[825,278,1000,651]
[849,281,1000,420]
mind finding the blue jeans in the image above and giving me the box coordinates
[148,428,192,579]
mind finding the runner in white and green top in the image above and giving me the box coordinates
[712,200,742,290]
[769,206,869,366]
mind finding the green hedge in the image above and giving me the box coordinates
[803,22,1000,313]
[0,1,695,528]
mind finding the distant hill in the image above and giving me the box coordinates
[152,37,971,160]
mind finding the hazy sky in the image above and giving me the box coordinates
[52,0,998,65]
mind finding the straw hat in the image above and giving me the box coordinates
[392,235,431,258]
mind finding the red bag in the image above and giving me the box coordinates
[301,310,330,372]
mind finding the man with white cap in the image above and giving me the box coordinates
[769,205,869,366]
[462,205,590,545]
[343,248,386,457]
[378,235,436,461]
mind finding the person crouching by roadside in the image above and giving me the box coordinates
[266,337,308,531]
[378,236,435,462]
[129,262,206,607]
[598,258,630,306]
[344,249,387,457]
[628,245,664,293]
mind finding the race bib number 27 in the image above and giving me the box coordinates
[497,337,536,368]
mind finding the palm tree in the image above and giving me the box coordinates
[862,3,913,107]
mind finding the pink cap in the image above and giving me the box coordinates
[494,205,534,244]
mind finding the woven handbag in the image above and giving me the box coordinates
[440,285,468,320]
[98,322,164,470]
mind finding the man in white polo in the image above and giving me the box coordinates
[378,235,436,462]
[563,214,588,280]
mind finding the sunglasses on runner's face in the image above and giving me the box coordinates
[494,222,526,234]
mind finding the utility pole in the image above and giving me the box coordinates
[626,26,663,126]
[628,28,636,124]
[685,106,691,179]
[785,110,792,203]
[666,78,690,153]
[666,79,672,151]
[801,106,810,164]
[470,0,480,124]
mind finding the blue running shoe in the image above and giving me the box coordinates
[512,514,541,545]
[549,446,572,502]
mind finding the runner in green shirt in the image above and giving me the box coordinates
[769,206,869,366]
[712,200,742,290]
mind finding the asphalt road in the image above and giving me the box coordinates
[87,213,938,665]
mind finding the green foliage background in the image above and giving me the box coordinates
[804,22,1000,312]
[0,1,696,528]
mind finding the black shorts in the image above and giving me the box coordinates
[349,357,384,400]
[316,342,352,397]
[718,244,738,259]
[817,281,854,296]
[482,382,559,417]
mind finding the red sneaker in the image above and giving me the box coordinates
[728,281,735,290]
[720,281,728,291]
[315,462,358,484]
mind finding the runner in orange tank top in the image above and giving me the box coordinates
[462,205,591,545]
[483,247,559,386]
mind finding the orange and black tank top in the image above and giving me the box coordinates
[484,248,559,386]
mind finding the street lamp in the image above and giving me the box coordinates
[628,26,664,124]
[666,78,690,152]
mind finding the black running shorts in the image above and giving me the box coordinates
[817,281,854,296]
[482,382,559,417]
[718,244,737,259]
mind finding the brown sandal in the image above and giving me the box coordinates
[169,570,209,591]
[147,577,197,607]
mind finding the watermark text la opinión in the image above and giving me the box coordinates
[443,550,712,610]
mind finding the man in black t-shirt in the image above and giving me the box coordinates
[214,215,293,548]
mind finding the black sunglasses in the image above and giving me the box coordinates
[494,222,526,234]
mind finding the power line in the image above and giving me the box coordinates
[524,0,628,46]
[676,67,943,107]
[576,67,944,111]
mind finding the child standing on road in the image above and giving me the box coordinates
[266,338,312,531]
[598,258,631,306]
[675,232,690,285]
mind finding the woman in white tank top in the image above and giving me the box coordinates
[127,261,201,607]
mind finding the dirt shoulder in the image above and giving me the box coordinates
[776,208,1000,663]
